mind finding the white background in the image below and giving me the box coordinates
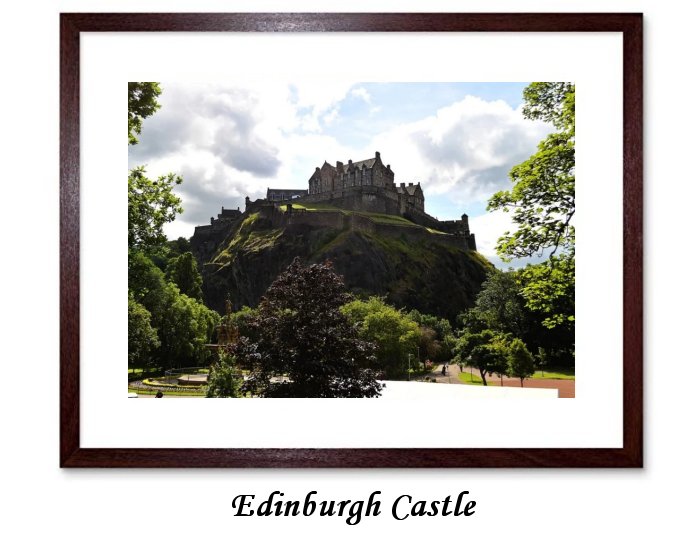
[80,32,621,449]
[0,0,695,542]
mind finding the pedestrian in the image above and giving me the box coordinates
[441,364,446,376]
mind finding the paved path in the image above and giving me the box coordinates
[422,364,575,398]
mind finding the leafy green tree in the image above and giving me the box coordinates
[488,82,575,259]
[166,251,203,301]
[486,83,575,355]
[129,251,218,368]
[206,350,243,398]
[128,250,170,316]
[128,293,160,370]
[408,309,455,361]
[150,237,193,272]
[418,326,439,365]
[522,82,575,130]
[453,329,509,386]
[508,338,535,387]
[128,82,162,145]
[223,306,259,340]
[342,296,421,378]
[232,259,382,398]
[128,166,183,252]
[461,270,529,337]
[153,283,218,368]
[517,253,575,330]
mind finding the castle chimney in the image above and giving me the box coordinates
[400,182,406,188]
[386,164,391,170]
[348,159,352,165]
[409,182,414,187]
[315,166,320,172]
[336,161,343,169]
[375,151,380,159]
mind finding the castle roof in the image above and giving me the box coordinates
[396,183,423,196]
[341,157,376,172]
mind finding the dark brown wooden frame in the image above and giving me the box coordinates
[60,12,643,468]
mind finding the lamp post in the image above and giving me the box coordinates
[407,353,412,381]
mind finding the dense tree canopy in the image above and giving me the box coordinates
[231,259,383,398]
[166,251,203,301]
[507,338,535,387]
[484,83,576,364]
[517,253,575,330]
[206,351,243,398]
[128,82,162,145]
[128,293,159,369]
[128,166,183,252]
[453,329,510,386]
[129,251,217,368]
[126,82,217,373]
[488,82,575,259]
[460,270,528,337]
[342,296,421,378]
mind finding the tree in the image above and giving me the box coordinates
[453,329,509,386]
[128,166,183,252]
[342,296,421,378]
[206,350,243,398]
[166,251,203,301]
[508,338,535,387]
[488,82,575,259]
[128,293,159,370]
[517,253,575,330]
[153,283,218,368]
[128,82,162,145]
[222,306,259,340]
[487,83,575,351]
[461,270,529,337]
[408,309,455,361]
[231,259,383,398]
[128,250,218,368]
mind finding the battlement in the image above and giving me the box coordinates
[192,153,477,258]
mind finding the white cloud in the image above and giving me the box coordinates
[350,87,372,103]
[469,210,552,269]
[130,84,552,251]
[366,95,550,205]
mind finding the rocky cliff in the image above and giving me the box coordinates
[195,210,493,323]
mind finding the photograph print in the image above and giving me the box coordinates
[127,81,575,399]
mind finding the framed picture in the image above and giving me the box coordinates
[61,13,642,467]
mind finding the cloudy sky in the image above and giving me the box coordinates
[128,81,553,268]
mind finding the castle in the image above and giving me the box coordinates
[192,152,476,260]
[265,151,426,216]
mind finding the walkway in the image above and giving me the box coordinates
[422,363,575,398]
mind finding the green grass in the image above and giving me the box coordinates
[290,202,339,211]
[289,202,422,228]
[458,370,574,385]
[530,369,575,380]
[458,372,493,386]
[354,211,416,226]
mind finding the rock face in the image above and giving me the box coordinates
[195,210,493,323]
